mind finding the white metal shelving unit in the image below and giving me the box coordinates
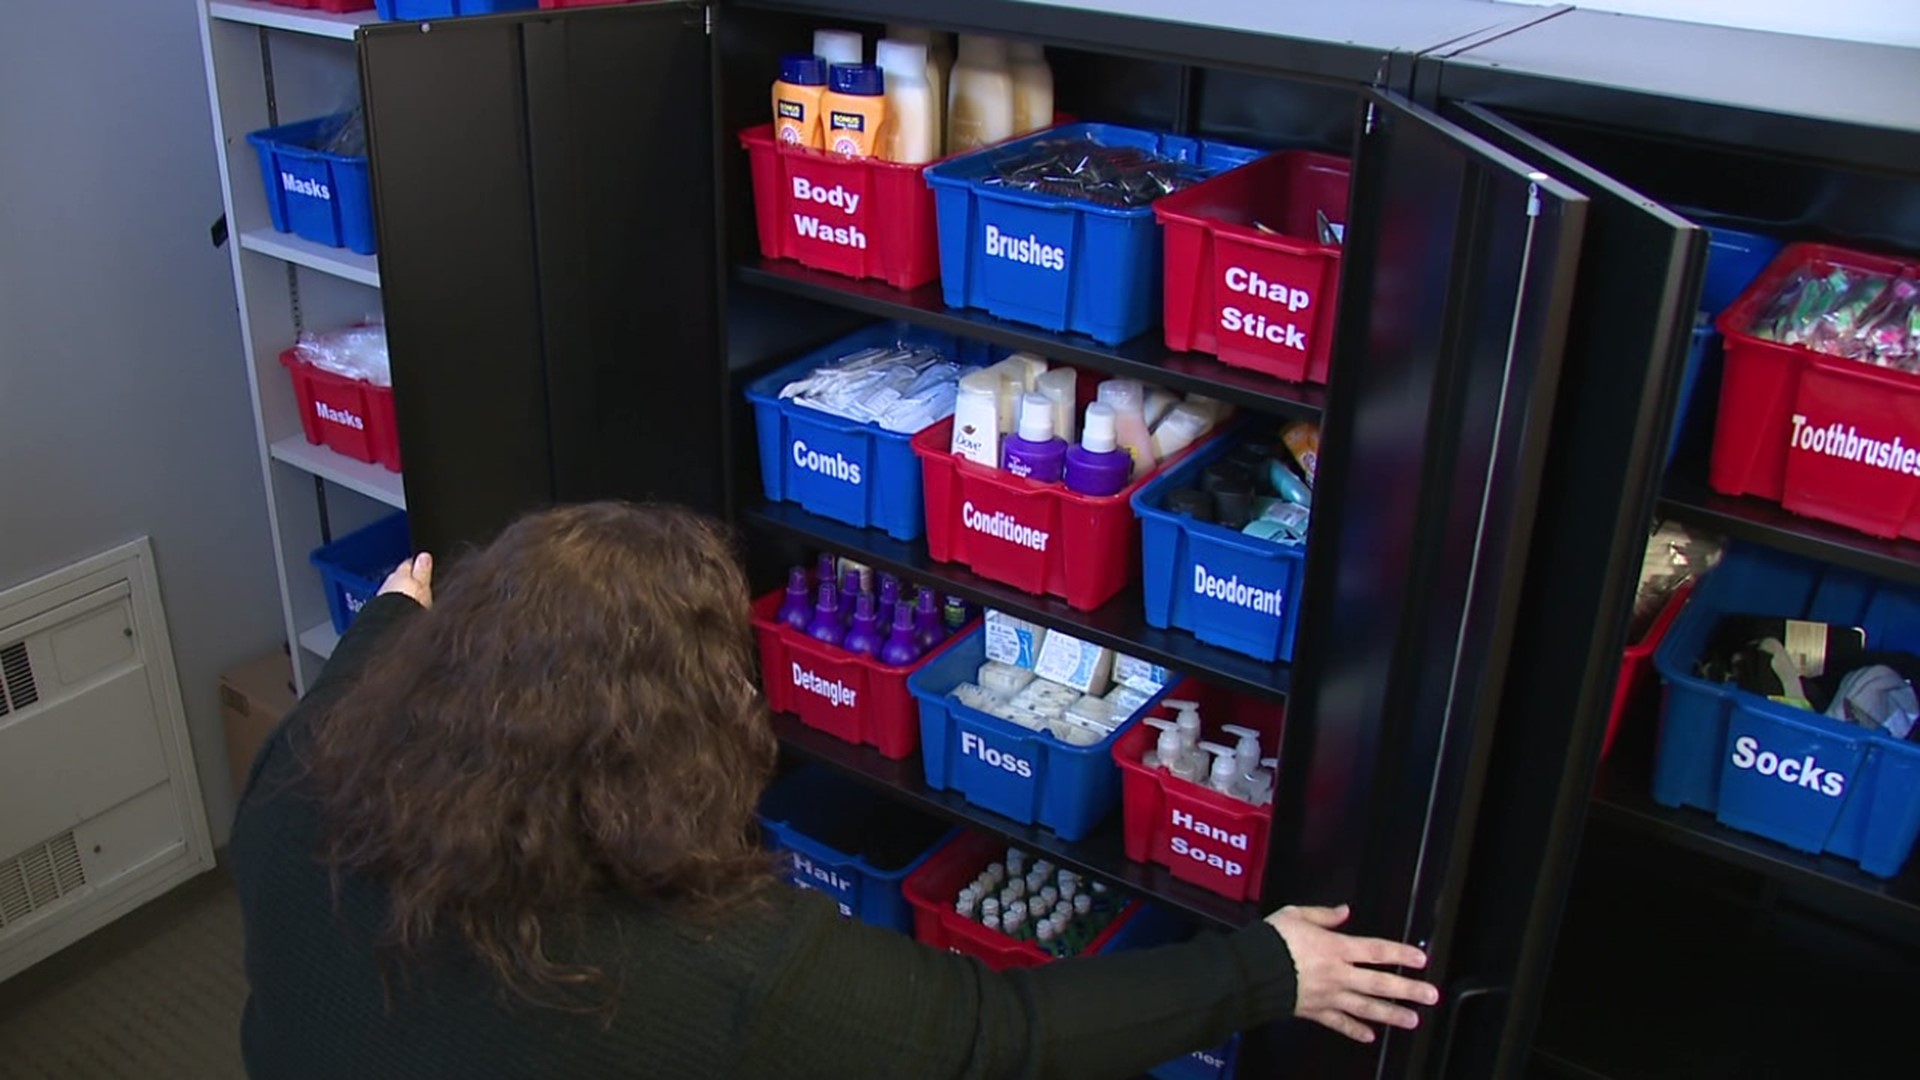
[198,0,399,693]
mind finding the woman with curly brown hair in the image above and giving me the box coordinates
[230,501,1436,1080]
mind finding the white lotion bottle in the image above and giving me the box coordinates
[875,39,937,164]
[813,29,863,68]
[951,370,1002,467]
[1095,378,1158,478]
[1009,40,1054,134]
[947,34,1016,153]
[886,25,950,153]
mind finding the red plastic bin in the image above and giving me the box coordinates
[270,0,374,11]
[1710,242,1920,539]
[538,0,634,6]
[912,418,1217,611]
[750,587,974,760]
[279,348,402,472]
[902,832,1142,971]
[740,124,942,291]
[1155,151,1350,385]
[1599,583,1692,762]
[1113,681,1281,902]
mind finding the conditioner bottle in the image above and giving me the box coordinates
[947,34,1015,153]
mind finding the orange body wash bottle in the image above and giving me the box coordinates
[822,63,887,158]
[772,54,828,149]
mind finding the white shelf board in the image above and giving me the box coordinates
[298,622,340,660]
[239,228,381,288]
[208,0,379,41]
[269,436,407,509]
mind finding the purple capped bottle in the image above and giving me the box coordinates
[838,568,864,626]
[842,594,883,657]
[776,567,813,631]
[806,584,845,647]
[879,599,921,666]
[912,589,945,653]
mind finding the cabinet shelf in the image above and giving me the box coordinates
[239,228,381,288]
[270,436,406,509]
[298,621,340,660]
[773,712,1263,932]
[209,0,377,41]
[1589,754,1920,935]
[744,501,1292,703]
[735,260,1326,421]
[1659,463,1920,588]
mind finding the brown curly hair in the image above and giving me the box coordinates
[301,502,777,1011]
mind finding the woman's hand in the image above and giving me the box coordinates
[378,553,434,609]
[1268,904,1438,1044]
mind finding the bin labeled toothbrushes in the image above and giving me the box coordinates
[751,586,975,760]
[901,831,1149,970]
[747,323,997,541]
[758,766,955,934]
[1113,682,1282,902]
[908,627,1166,840]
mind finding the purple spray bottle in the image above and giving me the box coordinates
[1064,402,1132,497]
[842,594,883,657]
[879,599,921,666]
[838,568,864,627]
[776,567,813,631]
[1001,393,1068,483]
[912,589,945,653]
[806,584,845,647]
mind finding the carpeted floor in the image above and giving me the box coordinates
[0,867,248,1079]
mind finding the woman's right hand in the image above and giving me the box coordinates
[1267,904,1438,1044]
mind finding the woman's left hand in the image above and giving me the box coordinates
[378,553,434,609]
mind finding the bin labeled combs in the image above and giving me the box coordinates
[309,512,410,635]
[247,116,376,256]
[758,766,953,935]
[925,124,1259,345]
[1652,544,1920,878]
[1709,243,1920,539]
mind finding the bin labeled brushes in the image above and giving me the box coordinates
[1710,242,1920,539]
[309,512,410,635]
[740,125,943,290]
[909,614,1175,840]
[925,123,1260,345]
[747,323,995,541]
[752,559,976,760]
[1156,151,1351,385]
[757,766,954,934]
[247,115,376,255]
[1133,421,1316,663]
[1114,683,1282,902]
[902,831,1146,970]
[1651,544,1920,878]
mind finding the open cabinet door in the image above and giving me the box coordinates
[1427,104,1707,1079]
[1273,90,1587,1078]
[358,2,720,554]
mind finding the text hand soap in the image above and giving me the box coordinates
[947,34,1015,152]
[823,64,887,158]
[1008,41,1054,135]
[875,39,937,164]
[773,54,829,149]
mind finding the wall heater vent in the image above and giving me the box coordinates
[0,640,36,715]
[0,832,87,929]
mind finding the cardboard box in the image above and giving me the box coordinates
[221,650,296,798]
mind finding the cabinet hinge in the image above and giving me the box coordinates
[1364,102,1376,135]
[704,6,712,34]
[1526,180,1542,218]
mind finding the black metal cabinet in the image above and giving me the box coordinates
[338,3,1828,1078]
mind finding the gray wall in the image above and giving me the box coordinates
[0,0,283,845]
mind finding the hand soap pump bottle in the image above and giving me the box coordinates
[880,599,921,666]
[806,584,845,647]
[1221,724,1263,781]
[1142,718,1183,772]
[1063,402,1132,496]
[776,567,813,631]
[842,594,884,657]
[1199,741,1244,799]
[1002,393,1068,483]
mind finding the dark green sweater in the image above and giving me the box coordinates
[230,594,1297,1079]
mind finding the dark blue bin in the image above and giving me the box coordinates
[745,323,996,541]
[309,512,410,636]
[925,124,1260,345]
[907,626,1166,841]
[1664,223,1783,468]
[1112,904,1241,1080]
[1651,544,1920,878]
[247,116,378,256]
[375,0,537,18]
[1132,430,1308,663]
[758,766,954,935]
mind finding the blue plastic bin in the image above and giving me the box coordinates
[925,124,1260,345]
[1651,544,1920,878]
[308,512,410,636]
[745,323,996,541]
[1664,223,1784,467]
[247,116,378,256]
[1112,904,1241,1080]
[907,626,1167,840]
[375,0,537,18]
[758,766,954,935]
[1133,431,1309,663]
